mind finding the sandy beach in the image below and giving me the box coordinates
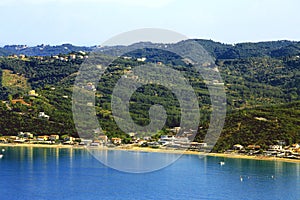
[0,143,299,163]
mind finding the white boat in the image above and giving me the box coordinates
[219,161,225,166]
[0,154,3,159]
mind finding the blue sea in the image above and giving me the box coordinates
[0,147,299,200]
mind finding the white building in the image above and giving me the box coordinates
[38,112,50,120]
[269,145,283,151]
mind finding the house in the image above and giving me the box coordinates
[19,54,26,59]
[291,144,300,149]
[18,132,33,139]
[246,145,261,150]
[143,136,151,141]
[14,138,26,143]
[233,144,244,150]
[123,56,132,60]
[170,127,181,134]
[28,90,38,97]
[138,140,147,146]
[38,112,50,119]
[63,136,76,144]
[159,135,175,145]
[98,135,108,144]
[69,54,76,60]
[111,137,122,145]
[137,57,146,62]
[190,142,207,149]
[68,136,76,141]
[86,102,93,106]
[63,140,74,145]
[80,139,93,145]
[0,138,7,143]
[269,145,283,151]
[128,132,136,137]
[90,141,100,146]
[49,135,60,141]
[85,82,96,91]
[37,135,50,141]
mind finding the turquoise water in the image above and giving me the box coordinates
[0,147,299,200]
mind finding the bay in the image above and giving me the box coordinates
[0,147,299,200]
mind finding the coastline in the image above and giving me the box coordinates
[0,143,299,164]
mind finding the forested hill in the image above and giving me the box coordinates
[1,39,300,59]
[0,39,299,152]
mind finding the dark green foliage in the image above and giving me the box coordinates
[0,57,81,88]
[213,102,300,152]
[0,39,299,151]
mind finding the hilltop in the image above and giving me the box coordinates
[2,39,300,59]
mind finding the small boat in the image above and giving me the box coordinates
[219,161,225,166]
[0,154,3,159]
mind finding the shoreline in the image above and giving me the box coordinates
[0,143,299,164]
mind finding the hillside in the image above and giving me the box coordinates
[0,39,299,151]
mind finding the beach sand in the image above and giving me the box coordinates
[0,143,299,163]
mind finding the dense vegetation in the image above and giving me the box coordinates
[0,39,299,151]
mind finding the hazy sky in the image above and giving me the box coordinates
[1,0,300,46]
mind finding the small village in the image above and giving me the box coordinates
[0,126,299,160]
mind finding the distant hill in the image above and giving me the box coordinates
[2,40,300,59]
[0,48,13,56]
[1,44,94,56]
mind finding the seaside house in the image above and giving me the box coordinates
[63,137,76,144]
[138,139,147,146]
[246,145,261,150]
[37,135,50,141]
[18,132,33,139]
[158,135,191,148]
[159,135,175,145]
[0,137,7,143]
[143,136,151,141]
[90,140,100,146]
[291,144,300,149]
[80,139,93,146]
[111,137,122,145]
[14,138,26,143]
[98,135,108,144]
[233,144,244,150]
[268,145,283,151]
[170,127,181,134]
[49,135,60,141]
[190,142,208,149]
[290,144,300,153]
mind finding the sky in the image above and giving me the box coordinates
[1,0,300,46]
